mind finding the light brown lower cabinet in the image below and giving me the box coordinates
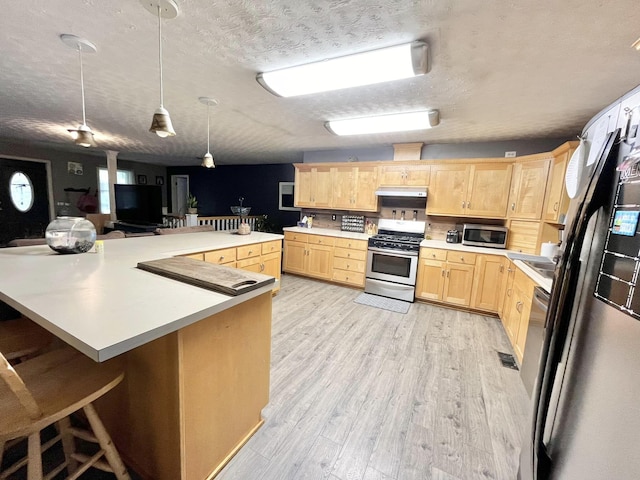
[193,240,282,292]
[283,232,334,281]
[284,232,368,287]
[415,248,476,307]
[471,254,507,312]
[332,237,367,287]
[500,267,534,363]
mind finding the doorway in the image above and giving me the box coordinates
[0,157,52,246]
[171,175,189,215]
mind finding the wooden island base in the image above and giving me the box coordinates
[96,291,272,480]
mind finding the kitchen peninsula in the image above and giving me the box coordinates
[0,231,283,480]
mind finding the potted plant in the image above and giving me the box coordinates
[187,193,198,214]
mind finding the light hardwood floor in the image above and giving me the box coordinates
[217,274,531,480]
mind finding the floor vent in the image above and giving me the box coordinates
[497,352,519,370]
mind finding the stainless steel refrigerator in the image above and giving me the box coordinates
[519,86,640,479]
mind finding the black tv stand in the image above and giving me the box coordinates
[112,222,160,233]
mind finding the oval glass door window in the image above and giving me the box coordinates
[9,171,34,212]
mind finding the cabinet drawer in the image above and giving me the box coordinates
[284,231,308,243]
[236,244,261,260]
[446,251,477,265]
[308,235,335,246]
[334,237,367,250]
[420,248,447,261]
[332,269,364,287]
[236,256,261,270]
[332,257,365,273]
[334,247,367,261]
[203,248,236,264]
[261,240,282,255]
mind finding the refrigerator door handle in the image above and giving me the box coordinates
[530,129,620,480]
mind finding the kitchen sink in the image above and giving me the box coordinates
[521,260,556,279]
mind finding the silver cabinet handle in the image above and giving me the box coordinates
[553,202,559,212]
[462,201,465,208]
[441,270,445,277]
[511,203,516,211]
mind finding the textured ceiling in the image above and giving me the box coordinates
[2,0,640,166]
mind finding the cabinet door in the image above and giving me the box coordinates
[331,166,356,209]
[497,260,514,318]
[443,263,475,306]
[261,251,282,292]
[500,262,517,332]
[312,166,333,208]
[508,159,551,219]
[466,163,513,218]
[294,167,313,207]
[507,220,541,254]
[512,270,535,361]
[378,163,429,186]
[471,255,506,312]
[543,149,573,223]
[294,166,332,208]
[405,164,430,186]
[283,240,307,274]
[353,166,379,211]
[426,164,469,215]
[378,164,408,186]
[307,243,334,279]
[415,258,445,301]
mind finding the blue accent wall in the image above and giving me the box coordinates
[166,163,300,232]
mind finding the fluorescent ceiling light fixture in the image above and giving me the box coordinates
[257,41,429,97]
[326,110,440,136]
[632,36,640,50]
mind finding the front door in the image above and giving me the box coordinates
[0,158,51,246]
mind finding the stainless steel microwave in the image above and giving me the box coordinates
[462,224,508,248]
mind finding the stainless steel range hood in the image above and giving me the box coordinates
[374,186,428,198]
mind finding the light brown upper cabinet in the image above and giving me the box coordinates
[378,163,430,186]
[543,142,577,223]
[331,165,379,212]
[426,164,469,215]
[294,165,333,208]
[427,163,512,218]
[465,163,513,217]
[507,159,551,220]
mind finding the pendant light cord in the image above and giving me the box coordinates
[207,102,210,153]
[78,45,87,126]
[157,5,164,108]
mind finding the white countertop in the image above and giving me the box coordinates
[419,239,554,292]
[283,226,371,241]
[0,231,283,362]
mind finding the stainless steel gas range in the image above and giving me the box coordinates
[365,219,426,302]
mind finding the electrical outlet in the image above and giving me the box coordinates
[505,151,517,158]
[332,214,336,221]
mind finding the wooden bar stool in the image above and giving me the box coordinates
[0,347,131,479]
[0,317,53,364]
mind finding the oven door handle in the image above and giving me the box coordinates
[368,247,419,257]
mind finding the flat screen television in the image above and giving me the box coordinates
[114,184,163,225]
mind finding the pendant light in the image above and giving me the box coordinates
[142,0,179,137]
[61,34,96,148]
[199,97,217,168]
